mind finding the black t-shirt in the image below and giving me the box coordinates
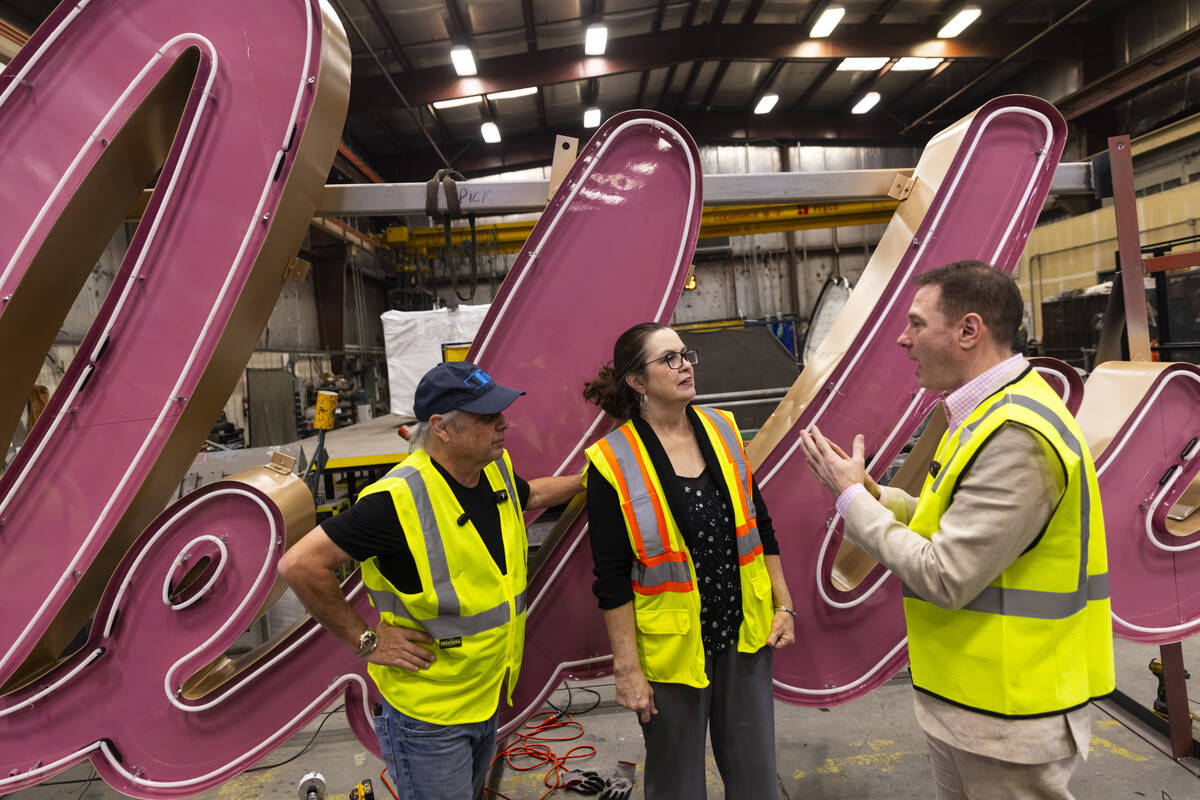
[323,458,530,594]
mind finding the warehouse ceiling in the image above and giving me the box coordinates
[3,0,1198,183]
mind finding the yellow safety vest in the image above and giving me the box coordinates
[358,449,527,725]
[904,368,1115,717]
[585,406,775,688]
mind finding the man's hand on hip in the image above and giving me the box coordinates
[800,424,867,497]
[370,623,437,671]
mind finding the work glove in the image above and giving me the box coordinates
[598,761,636,800]
[562,769,605,794]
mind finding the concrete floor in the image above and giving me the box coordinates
[8,635,1200,800]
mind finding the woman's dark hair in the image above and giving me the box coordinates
[583,322,670,419]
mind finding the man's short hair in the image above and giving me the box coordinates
[914,260,1023,349]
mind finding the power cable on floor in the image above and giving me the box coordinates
[545,681,602,718]
[31,769,98,788]
[74,770,96,799]
[245,704,344,773]
[484,709,597,800]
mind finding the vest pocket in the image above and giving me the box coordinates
[739,571,773,648]
[635,607,702,684]
[636,607,691,634]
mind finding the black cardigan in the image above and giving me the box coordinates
[586,407,779,610]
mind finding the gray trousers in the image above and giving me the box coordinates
[926,733,1081,800]
[639,646,776,800]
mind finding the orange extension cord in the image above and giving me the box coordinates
[377,710,597,800]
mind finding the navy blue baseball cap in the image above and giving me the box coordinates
[413,361,525,421]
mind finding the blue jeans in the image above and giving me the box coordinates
[372,701,498,800]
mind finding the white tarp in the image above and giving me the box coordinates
[382,304,491,416]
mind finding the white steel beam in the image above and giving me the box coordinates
[315,163,1093,217]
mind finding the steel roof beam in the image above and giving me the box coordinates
[1055,23,1200,120]
[360,0,413,71]
[521,0,537,51]
[348,23,1097,113]
[701,60,732,109]
[443,0,473,42]
[867,0,901,25]
[792,61,839,110]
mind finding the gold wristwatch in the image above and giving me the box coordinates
[357,627,378,657]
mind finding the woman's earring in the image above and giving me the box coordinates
[638,392,647,408]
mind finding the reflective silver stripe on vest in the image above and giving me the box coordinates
[422,598,511,639]
[909,391,1109,620]
[631,558,692,588]
[369,589,520,639]
[603,427,668,559]
[391,464,463,618]
[931,415,990,493]
[366,586,415,620]
[493,455,517,507]
[903,573,1109,620]
[695,406,764,561]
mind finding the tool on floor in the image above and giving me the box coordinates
[598,761,635,800]
[1150,657,1192,720]
[297,771,326,800]
[348,777,375,800]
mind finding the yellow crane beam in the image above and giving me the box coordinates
[385,200,899,256]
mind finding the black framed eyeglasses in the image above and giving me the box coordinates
[639,349,698,371]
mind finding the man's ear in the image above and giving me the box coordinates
[958,312,985,349]
[428,413,450,442]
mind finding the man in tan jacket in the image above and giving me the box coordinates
[800,261,1114,800]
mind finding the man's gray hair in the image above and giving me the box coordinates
[407,409,463,452]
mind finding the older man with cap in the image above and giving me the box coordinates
[279,362,582,800]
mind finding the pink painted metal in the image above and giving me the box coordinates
[1090,363,1200,643]
[750,96,1068,706]
[469,110,702,483]
[1029,356,1085,415]
[0,480,381,796]
[0,0,344,680]
[465,110,703,736]
[0,0,350,795]
[500,513,612,737]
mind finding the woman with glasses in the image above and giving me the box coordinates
[582,322,795,800]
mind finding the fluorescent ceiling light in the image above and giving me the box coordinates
[585,23,608,55]
[432,95,483,109]
[851,91,881,114]
[938,7,981,38]
[810,6,845,38]
[486,86,538,101]
[837,57,889,71]
[450,46,477,76]
[753,94,779,115]
[480,121,501,143]
[893,57,943,71]
[583,107,602,128]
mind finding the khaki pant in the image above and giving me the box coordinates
[926,733,1081,800]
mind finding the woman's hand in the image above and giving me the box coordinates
[614,666,657,723]
[766,608,796,648]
